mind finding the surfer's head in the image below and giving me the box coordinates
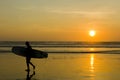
[25,41,30,46]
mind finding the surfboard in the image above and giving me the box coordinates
[12,46,48,58]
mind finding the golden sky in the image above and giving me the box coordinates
[0,0,120,41]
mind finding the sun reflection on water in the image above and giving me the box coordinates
[90,48,95,51]
[90,54,94,72]
[89,54,95,80]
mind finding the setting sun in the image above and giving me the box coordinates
[89,30,96,37]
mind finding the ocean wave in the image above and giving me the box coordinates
[0,45,120,48]
[0,50,120,54]
[0,41,120,48]
[0,41,120,54]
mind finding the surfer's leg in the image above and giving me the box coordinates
[26,57,30,71]
[30,62,35,69]
[30,62,35,70]
[29,58,35,70]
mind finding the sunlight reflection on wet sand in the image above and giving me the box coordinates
[1,53,120,80]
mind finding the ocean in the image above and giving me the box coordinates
[0,41,120,80]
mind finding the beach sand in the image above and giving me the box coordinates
[0,53,120,80]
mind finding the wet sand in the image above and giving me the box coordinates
[0,53,120,80]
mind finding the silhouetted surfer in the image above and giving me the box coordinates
[25,41,35,71]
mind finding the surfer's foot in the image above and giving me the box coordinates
[25,69,30,72]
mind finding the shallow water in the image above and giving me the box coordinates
[0,53,120,80]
